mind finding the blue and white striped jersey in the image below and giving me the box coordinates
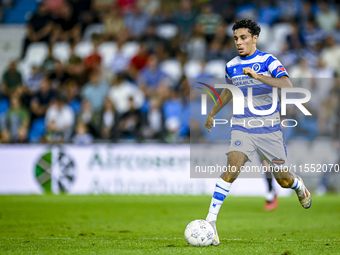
[225,49,289,134]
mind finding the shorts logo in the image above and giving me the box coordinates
[252,63,261,72]
[234,140,243,147]
[272,158,285,165]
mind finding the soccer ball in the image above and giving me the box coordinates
[184,219,214,246]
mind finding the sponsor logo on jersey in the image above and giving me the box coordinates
[277,66,285,72]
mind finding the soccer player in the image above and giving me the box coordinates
[204,19,312,245]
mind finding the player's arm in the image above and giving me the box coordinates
[205,88,232,132]
[242,67,293,89]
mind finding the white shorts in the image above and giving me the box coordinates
[227,130,288,167]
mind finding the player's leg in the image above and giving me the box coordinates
[206,151,247,222]
[257,131,311,209]
[206,151,247,245]
[206,131,255,245]
[273,169,311,209]
[263,160,278,211]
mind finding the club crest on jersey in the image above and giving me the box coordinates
[252,63,261,72]
[272,158,285,165]
[234,140,243,147]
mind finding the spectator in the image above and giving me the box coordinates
[212,23,229,45]
[289,58,314,88]
[207,40,223,60]
[100,98,118,139]
[0,129,11,143]
[286,22,303,50]
[49,60,71,88]
[195,60,213,79]
[42,45,57,74]
[81,71,109,113]
[66,42,87,86]
[69,0,98,34]
[137,54,168,98]
[174,0,197,39]
[102,7,126,41]
[72,121,93,145]
[301,17,326,49]
[63,79,81,115]
[186,23,207,60]
[45,94,75,142]
[196,4,221,43]
[109,42,131,75]
[6,96,30,143]
[144,96,165,140]
[30,77,57,120]
[24,65,44,94]
[332,20,340,44]
[84,34,102,73]
[129,43,149,79]
[116,0,136,14]
[1,61,23,98]
[140,23,164,53]
[20,2,54,59]
[319,91,339,135]
[108,74,144,115]
[257,0,280,26]
[316,2,338,35]
[77,99,101,138]
[118,96,143,141]
[124,5,149,39]
[321,36,340,75]
[314,58,334,99]
[139,0,160,16]
[52,2,81,43]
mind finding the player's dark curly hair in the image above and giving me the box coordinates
[232,19,261,36]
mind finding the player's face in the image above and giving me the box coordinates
[233,28,258,57]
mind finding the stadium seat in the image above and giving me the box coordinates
[98,42,117,68]
[256,23,270,51]
[25,42,49,66]
[75,41,94,58]
[184,60,201,78]
[122,42,140,58]
[53,42,71,63]
[205,60,226,78]
[156,24,179,40]
[17,60,32,80]
[267,22,292,55]
[83,24,105,41]
[160,60,182,84]
[28,117,45,143]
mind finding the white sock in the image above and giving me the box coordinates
[265,189,276,202]
[206,178,232,222]
[291,177,302,191]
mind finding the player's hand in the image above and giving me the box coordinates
[205,115,214,133]
[242,67,259,80]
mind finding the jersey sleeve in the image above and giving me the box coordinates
[265,55,289,78]
[225,64,231,82]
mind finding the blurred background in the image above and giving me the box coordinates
[0,0,339,195]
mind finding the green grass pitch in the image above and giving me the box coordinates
[0,195,339,254]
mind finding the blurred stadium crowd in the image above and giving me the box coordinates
[0,0,340,145]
